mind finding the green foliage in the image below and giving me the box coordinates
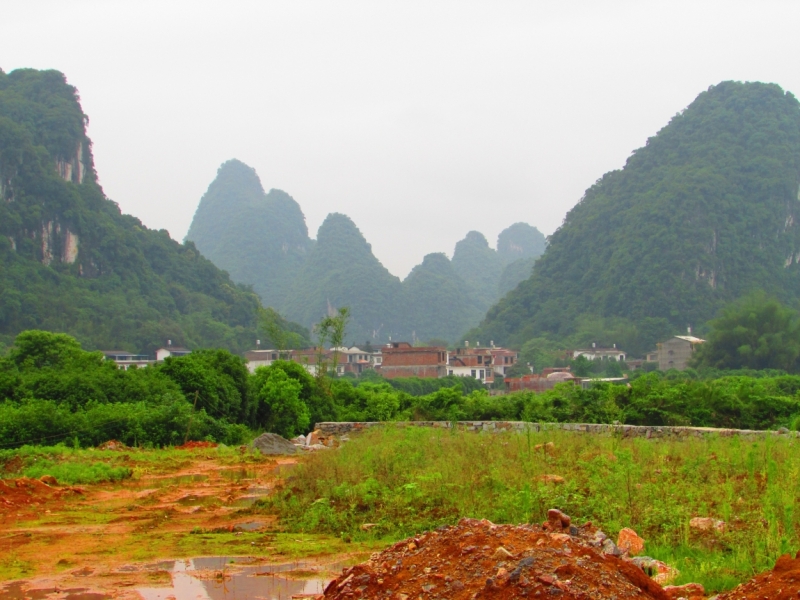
[475,82,800,356]
[158,349,253,423]
[22,459,131,484]
[253,367,310,438]
[0,70,272,356]
[693,293,800,371]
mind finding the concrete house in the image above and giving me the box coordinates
[656,336,705,371]
[448,346,495,384]
[572,343,626,362]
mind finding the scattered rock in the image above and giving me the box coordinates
[307,430,322,446]
[663,582,705,599]
[534,442,556,454]
[291,435,307,446]
[538,474,565,485]
[617,527,645,555]
[39,475,57,486]
[359,523,377,531]
[546,508,571,530]
[250,433,298,455]
[632,556,679,584]
[689,517,726,533]
[493,546,513,559]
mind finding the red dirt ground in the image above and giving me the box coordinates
[175,440,219,449]
[323,518,671,599]
[0,477,83,509]
[716,551,800,599]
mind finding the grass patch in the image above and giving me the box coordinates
[264,425,800,593]
[21,460,131,484]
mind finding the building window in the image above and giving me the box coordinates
[448,370,453,376]
[478,356,483,364]
[471,369,476,378]
[480,369,485,380]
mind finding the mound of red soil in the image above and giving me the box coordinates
[176,441,219,449]
[717,551,800,599]
[323,517,670,599]
[0,477,82,510]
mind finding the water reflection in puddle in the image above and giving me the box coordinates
[137,557,340,600]
[0,583,111,600]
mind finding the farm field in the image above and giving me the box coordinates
[1,428,800,598]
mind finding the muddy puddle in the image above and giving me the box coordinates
[135,557,343,600]
[0,583,110,600]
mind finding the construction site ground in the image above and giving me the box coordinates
[1,445,799,600]
[0,447,378,600]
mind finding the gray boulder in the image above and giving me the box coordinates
[251,432,298,455]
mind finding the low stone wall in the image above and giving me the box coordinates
[314,421,799,439]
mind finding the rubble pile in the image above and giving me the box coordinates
[322,512,675,599]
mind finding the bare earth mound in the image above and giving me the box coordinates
[323,517,670,599]
[717,551,800,599]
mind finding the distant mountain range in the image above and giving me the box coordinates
[0,68,280,354]
[187,161,546,344]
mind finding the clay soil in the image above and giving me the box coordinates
[716,552,800,600]
[323,518,671,600]
[0,449,307,599]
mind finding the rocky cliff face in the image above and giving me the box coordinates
[0,68,266,354]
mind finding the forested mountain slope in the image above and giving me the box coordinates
[186,160,312,307]
[401,252,484,343]
[472,81,800,351]
[282,213,406,343]
[0,68,269,354]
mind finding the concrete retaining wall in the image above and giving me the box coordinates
[314,421,799,439]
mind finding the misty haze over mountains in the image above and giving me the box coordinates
[185,159,546,344]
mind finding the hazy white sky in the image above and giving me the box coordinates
[3,1,800,277]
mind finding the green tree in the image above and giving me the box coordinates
[254,367,310,437]
[692,294,800,371]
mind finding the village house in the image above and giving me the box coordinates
[488,347,520,376]
[572,343,626,362]
[101,350,154,370]
[378,342,448,379]
[448,344,495,384]
[244,345,381,376]
[155,342,191,362]
[655,335,705,371]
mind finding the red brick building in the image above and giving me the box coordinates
[378,342,448,379]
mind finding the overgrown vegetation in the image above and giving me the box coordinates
[265,426,800,593]
[5,328,800,449]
